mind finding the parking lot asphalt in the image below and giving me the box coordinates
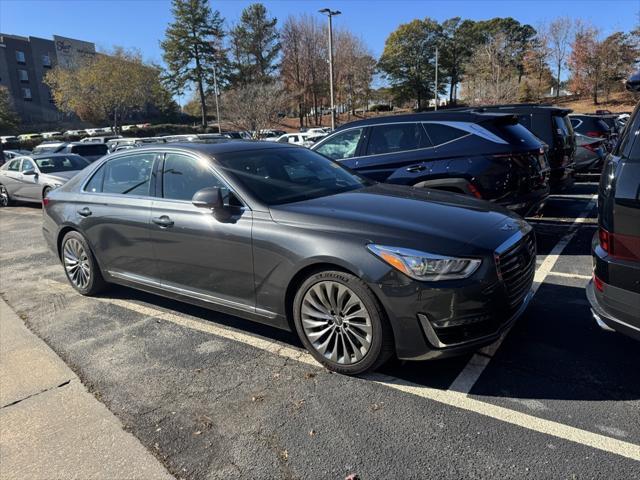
[1,180,639,479]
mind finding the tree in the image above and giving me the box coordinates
[378,19,441,109]
[0,87,19,132]
[439,18,476,104]
[462,33,520,105]
[568,27,639,104]
[221,81,289,136]
[548,17,574,99]
[230,3,280,85]
[45,48,163,131]
[161,0,227,127]
[333,30,376,117]
[519,31,553,101]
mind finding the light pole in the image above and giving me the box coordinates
[212,63,221,134]
[434,45,438,111]
[319,8,341,130]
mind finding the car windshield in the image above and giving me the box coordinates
[35,155,89,173]
[216,147,372,205]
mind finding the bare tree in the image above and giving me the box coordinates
[462,33,520,105]
[548,17,574,99]
[221,81,290,136]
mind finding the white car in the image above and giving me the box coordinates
[306,127,332,136]
[41,131,62,139]
[63,130,86,136]
[276,133,313,147]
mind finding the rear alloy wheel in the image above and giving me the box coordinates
[293,270,393,375]
[61,231,107,295]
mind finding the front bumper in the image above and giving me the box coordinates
[370,230,536,361]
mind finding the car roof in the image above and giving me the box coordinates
[123,140,297,156]
[464,104,572,115]
[335,110,519,129]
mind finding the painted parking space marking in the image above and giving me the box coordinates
[449,194,598,395]
[547,271,592,281]
[46,266,640,462]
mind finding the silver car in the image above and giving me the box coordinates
[0,154,90,206]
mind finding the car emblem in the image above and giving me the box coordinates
[500,223,516,231]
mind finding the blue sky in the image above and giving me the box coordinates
[1,0,638,102]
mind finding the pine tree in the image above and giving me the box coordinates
[230,3,280,86]
[161,0,227,127]
[0,87,20,132]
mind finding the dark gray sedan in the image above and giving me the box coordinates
[0,154,90,205]
[42,142,535,374]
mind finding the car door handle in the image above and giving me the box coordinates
[77,207,92,217]
[152,216,174,228]
[406,165,426,173]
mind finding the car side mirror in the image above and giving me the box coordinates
[192,186,223,209]
[22,169,37,176]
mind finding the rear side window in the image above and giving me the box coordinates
[314,128,363,160]
[7,160,21,171]
[422,123,467,146]
[93,153,156,196]
[553,115,572,137]
[366,123,423,155]
[162,153,224,201]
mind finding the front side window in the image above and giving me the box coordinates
[366,123,423,155]
[423,123,467,146]
[162,153,225,201]
[217,147,371,205]
[35,155,89,174]
[100,153,156,196]
[21,159,35,172]
[314,128,363,160]
[15,50,25,63]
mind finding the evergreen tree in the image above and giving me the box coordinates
[0,87,20,132]
[161,0,227,127]
[230,3,280,85]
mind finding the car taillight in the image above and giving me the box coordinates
[593,273,604,292]
[599,227,640,260]
[468,183,483,199]
[42,196,50,206]
[599,227,611,253]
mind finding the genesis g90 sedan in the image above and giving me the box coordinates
[43,142,535,374]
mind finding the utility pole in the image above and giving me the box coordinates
[319,8,341,130]
[212,63,221,134]
[434,45,438,111]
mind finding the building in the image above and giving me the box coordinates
[0,34,96,126]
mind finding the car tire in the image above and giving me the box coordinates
[293,270,394,375]
[61,231,107,296]
[0,184,13,207]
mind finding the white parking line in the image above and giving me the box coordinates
[547,271,592,281]
[46,276,640,461]
[449,194,598,394]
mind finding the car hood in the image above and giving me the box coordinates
[269,184,530,256]
[42,170,81,183]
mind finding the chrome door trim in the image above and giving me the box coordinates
[107,270,276,319]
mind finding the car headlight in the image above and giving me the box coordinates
[367,244,481,281]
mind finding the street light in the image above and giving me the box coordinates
[319,8,341,130]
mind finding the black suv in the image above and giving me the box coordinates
[311,111,549,216]
[586,72,640,341]
[464,105,576,191]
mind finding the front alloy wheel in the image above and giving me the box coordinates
[293,270,393,375]
[301,280,373,364]
[0,185,10,207]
